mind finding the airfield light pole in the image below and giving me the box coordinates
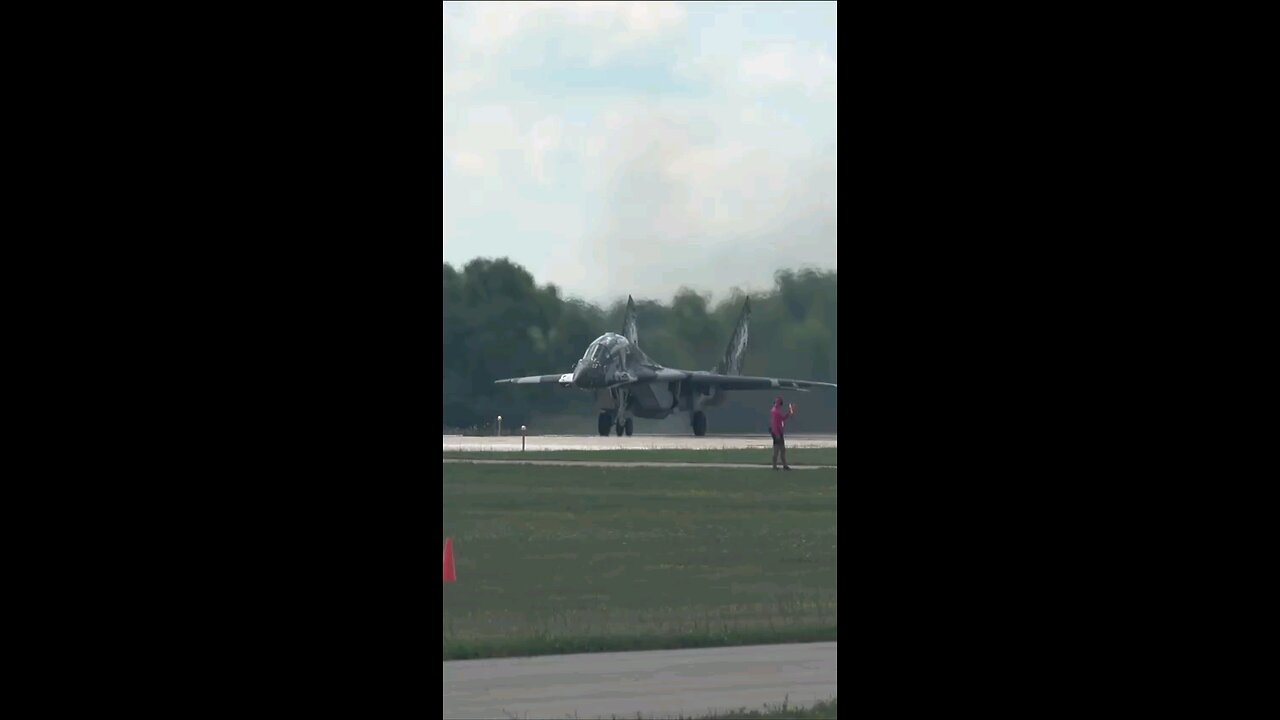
[521,425,526,451]
[497,415,502,437]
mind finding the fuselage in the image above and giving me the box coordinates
[570,333,718,419]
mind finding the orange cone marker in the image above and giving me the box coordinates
[443,537,456,583]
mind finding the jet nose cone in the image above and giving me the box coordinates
[572,360,591,387]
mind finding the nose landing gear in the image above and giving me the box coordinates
[614,417,635,436]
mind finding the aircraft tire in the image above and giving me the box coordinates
[624,418,634,436]
[598,412,612,436]
[692,411,707,436]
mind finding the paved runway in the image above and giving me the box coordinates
[443,458,835,470]
[443,642,837,720]
[443,434,838,452]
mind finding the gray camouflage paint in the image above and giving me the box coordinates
[494,295,836,436]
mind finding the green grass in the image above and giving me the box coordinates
[443,463,837,660]
[690,698,837,719]
[443,448,837,466]
[590,697,838,719]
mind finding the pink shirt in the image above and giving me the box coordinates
[770,405,792,435]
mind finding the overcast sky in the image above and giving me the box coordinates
[443,1,837,306]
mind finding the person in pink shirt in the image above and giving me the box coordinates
[770,396,795,470]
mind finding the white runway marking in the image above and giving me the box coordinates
[443,434,838,452]
[443,641,837,720]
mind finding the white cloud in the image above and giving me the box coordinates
[535,104,836,303]
[446,93,836,301]
[444,2,690,186]
[621,1,686,32]
[442,68,483,98]
[443,104,524,179]
[443,2,838,304]
[738,44,837,97]
[462,2,530,54]
[448,149,488,175]
[447,1,686,68]
[525,115,565,184]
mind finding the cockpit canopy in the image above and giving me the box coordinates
[583,332,629,362]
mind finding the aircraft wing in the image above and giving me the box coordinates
[494,373,575,386]
[682,371,837,392]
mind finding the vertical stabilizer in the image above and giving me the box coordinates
[715,297,750,375]
[623,295,640,347]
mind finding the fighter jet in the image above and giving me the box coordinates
[494,296,837,436]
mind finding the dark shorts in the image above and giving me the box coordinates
[771,432,785,448]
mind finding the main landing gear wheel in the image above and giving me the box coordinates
[615,420,625,436]
[624,418,634,436]
[691,411,707,437]
[598,412,612,436]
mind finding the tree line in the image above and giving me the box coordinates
[443,258,839,434]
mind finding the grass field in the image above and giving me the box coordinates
[442,448,838,466]
[598,698,837,719]
[443,462,837,660]
[656,698,837,719]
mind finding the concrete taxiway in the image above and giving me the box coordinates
[443,641,837,720]
[443,434,838,452]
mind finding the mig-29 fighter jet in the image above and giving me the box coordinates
[494,296,838,436]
